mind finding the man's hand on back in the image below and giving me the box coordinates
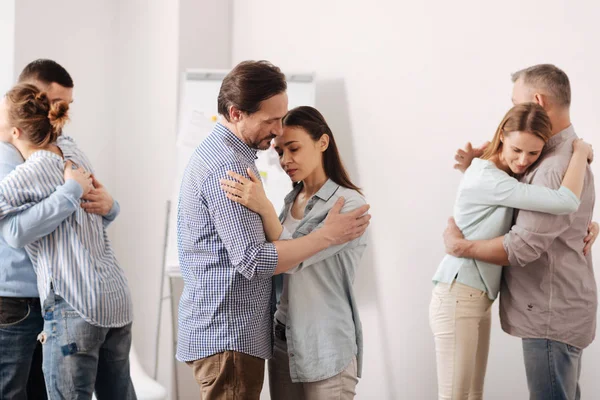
[454,141,490,172]
[81,176,115,216]
[320,198,370,246]
[584,221,599,256]
[443,217,467,257]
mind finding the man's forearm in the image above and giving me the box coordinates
[273,231,331,274]
[457,236,509,266]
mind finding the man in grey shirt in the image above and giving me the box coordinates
[444,64,597,400]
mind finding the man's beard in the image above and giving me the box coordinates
[252,135,275,150]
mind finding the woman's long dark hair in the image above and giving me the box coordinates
[282,106,362,194]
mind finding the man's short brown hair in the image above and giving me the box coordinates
[217,60,286,121]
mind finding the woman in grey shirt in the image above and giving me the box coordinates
[430,103,592,400]
[220,106,367,399]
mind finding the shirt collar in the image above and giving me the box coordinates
[283,179,340,205]
[545,124,576,151]
[214,122,258,161]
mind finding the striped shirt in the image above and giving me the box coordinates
[176,123,278,362]
[0,136,132,328]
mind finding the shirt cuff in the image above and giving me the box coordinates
[256,242,278,278]
[105,200,120,221]
[58,179,83,207]
[503,231,522,268]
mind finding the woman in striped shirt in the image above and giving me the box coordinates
[0,83,135,399]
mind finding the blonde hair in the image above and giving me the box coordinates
[482,103,553,161]
[5,83,69,147]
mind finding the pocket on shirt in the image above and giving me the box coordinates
[0,298,31,327]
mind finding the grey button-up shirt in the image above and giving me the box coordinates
[275,179,367,382]
[501,125,597,349]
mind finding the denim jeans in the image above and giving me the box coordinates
[522,338,583,400]
[0,296,47,400]
[41,294,136,400]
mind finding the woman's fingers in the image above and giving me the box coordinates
[226,170,249,184]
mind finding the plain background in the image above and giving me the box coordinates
[2,1,600,398]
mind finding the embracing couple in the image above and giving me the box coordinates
[432,63,597,400]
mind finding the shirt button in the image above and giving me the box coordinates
[286,326,290,330]
[290,353,295,357]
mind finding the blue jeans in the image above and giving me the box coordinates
[0,296,47,400]
[522,338,583,400]
[41,294,136,400]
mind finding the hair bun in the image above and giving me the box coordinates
[48,101,70,133]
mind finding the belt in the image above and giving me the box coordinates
[0,296,41,306]
[274,319,287,342]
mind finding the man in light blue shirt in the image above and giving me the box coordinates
[0,59,118,400]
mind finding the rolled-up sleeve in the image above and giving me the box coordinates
[203,162,278,280]
[504,169,575,267]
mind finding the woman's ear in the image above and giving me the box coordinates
[11,127,21,140]
[320,134,330,152]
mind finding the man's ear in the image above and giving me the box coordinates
[229,106,244,122]
[533,93,547,109]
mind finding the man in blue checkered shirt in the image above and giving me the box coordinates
[176,60,370,399]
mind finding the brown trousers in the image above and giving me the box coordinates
[187,351,265,400]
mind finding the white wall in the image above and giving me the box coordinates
[0,0,15,95]
[111,0,179,395]
[13,1,119,191]
[232,1,600,398]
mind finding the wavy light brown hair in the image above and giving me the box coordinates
[5,83,69,147]
[481,103,553,161]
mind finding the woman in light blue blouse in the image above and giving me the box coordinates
[430,103,592,400]
[220,106,367,400]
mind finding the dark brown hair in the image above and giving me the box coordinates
[481,102,552,161]
[511,64,570,107]
[5,83,70,147]
[18,59,74,88]
[218,60,287,121]
[283,106,362,194]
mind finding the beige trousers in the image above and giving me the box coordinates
[429,282,494,400]
[268,334,358,400]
